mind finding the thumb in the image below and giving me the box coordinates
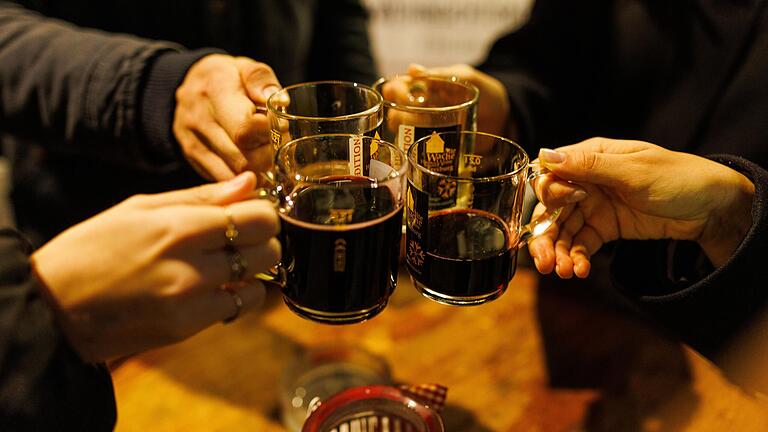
[235,57,282,105]
[538,148,626,187]
[143,171,257,208]
[408,63,428,76]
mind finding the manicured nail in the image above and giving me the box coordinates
[539,148,565,164]
[567,189,588,203]
[262,85,280,99]
[227,172,251,190]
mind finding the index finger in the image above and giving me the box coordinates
[208,83,263,147]
[553,137,653,156]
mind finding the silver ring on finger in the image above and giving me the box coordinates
[219,283,244,324]
[225,245,248,282]
[223,206,239,245]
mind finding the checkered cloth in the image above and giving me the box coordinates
[399,384,448,412]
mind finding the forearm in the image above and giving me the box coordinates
[0,2,182,166]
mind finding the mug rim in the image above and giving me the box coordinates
[275,133,407,185]
[267,80,383,122]
[302,385,445,432]
[407,131,530,183]
[373,75,480,114]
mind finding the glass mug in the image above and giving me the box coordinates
[267,81,383,151]
[404,131,560,306]
[372,75,478,152]
[259,134,406,324]
[302,385,445,432]
[280,345,392,432]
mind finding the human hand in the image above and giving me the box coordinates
[408,63,512,137]
[30,172,280,362]
[529,138,755,278]
[173,54,281,181]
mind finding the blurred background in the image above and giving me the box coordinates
[363,0,533,76]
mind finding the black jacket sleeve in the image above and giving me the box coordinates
[610,155,768,357]
[0,228,116,431]
[476,0,613,152]
[0,1,216,169]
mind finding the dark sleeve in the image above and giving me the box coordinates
[476,0,613,152]
[610,155,768,357]
[0,228,116,431]
[306,0,378,85]
[0,1,217,169]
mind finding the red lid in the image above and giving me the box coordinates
[302,385,445,432]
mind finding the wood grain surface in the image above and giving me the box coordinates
[112,266,768,431]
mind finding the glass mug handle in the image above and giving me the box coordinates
[517,161,562,247]
[249,178,287,287]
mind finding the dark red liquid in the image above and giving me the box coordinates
[410,209,515,299]
[279,177,403,323]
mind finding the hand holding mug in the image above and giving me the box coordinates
[266,81,382,151]
[405,131,561,305]
[373,73,478,151]
[528,138,755,278]
[31,172,280,362]
[407,63,511,138]
[173,54,282,180]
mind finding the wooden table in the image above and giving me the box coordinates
[112,265,768,431]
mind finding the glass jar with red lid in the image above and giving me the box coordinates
[302,385,446,432]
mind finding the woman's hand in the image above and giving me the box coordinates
[173,54,281,180]
[529,138,755,278]
[31,172,280,362]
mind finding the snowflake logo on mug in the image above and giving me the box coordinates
[437,178,457,200]
[407,240,425,268]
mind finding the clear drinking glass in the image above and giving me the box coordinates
[302,385,445,432]
[405,131,560,306]
[280,346,393,432]
[267,81,383,150]
[270,134,407,324]
[373,75,478,152]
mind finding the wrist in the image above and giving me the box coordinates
[698,169,755,267]
[140,48,225,165]
[30,250,100,363]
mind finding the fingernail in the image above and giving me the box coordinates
[533,257,540,269]
[539,148,565,164]
[262,85,280,100]
[567,189,588,203]
[227,172,251,190]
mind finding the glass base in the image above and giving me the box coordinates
[282,297,389,325]
[410,276,506,306]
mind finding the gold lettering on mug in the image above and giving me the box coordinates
[398,124,415,151]
[406,188,423,232]
[463,154,483,172]
[270,129,282,150]
[334,239,347,272]
[349,136,363,176]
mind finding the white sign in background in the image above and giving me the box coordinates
[363,0,534,76]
